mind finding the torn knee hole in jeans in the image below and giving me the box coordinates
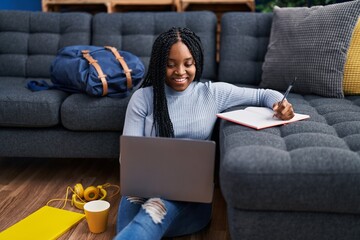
[142,198,167,224]
[126,196,146,204]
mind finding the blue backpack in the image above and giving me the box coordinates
[28,45,145,98]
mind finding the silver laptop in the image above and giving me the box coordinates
[120,135,216,203]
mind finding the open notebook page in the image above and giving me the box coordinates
[216,107,310,130]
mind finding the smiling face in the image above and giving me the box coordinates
[165,41,196,92]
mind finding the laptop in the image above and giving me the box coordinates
[120,135,216,203]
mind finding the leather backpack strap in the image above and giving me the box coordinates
[105,46,133,89]
[81,50,108,96]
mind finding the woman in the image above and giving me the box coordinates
[114,27,294,240]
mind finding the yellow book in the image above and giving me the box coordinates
[0,206,85,240]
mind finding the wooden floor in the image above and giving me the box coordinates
[0,157,230,239]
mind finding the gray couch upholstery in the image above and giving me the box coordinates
[1,9,360,240]
[219,12,360,240]
[0,10,217,158]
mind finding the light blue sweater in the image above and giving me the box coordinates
[123,81,283,140]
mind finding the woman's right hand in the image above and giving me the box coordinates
[272,100,295,120]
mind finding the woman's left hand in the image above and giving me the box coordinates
[272,100,295,120]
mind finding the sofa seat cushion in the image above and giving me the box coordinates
[220,94,360,214]
[0,77,68,127]
[61,93,131,131]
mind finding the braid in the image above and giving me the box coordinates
[179,28,204,81]
[141,27,204,137]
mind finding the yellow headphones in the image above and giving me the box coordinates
[71,183,107,210]
[46,182,119,211]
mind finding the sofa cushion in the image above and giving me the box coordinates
[343,20,360,95]
[0,78,68,127]
[220,94,360,214]
[92,11,217,81]
[259,1,360,98]
[0,11,92,128]
[218,12,273,85]
[61,94,131,131]
[0,11,92,78]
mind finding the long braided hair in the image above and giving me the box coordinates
[141,27,204,137]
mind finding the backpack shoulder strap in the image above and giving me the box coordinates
[82,50,108,96]
[105,46,133,89]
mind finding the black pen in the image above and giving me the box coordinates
[280,77,297,104]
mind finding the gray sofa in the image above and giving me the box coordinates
[219,12,360,240]
[1,8,360,240]
[0,10,216,158]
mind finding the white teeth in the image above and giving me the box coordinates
[174,78,186,82]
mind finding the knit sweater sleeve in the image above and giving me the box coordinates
[209,82,284,112]
[122,88,152,136]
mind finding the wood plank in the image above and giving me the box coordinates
[42,0,112,12]
[180,0,255,12]
[111,0,180,12]
[0,157,229,239]
[42,0,181,12]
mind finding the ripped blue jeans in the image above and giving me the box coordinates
[113,196,212,240]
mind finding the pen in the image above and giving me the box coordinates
[280,77,297,104]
